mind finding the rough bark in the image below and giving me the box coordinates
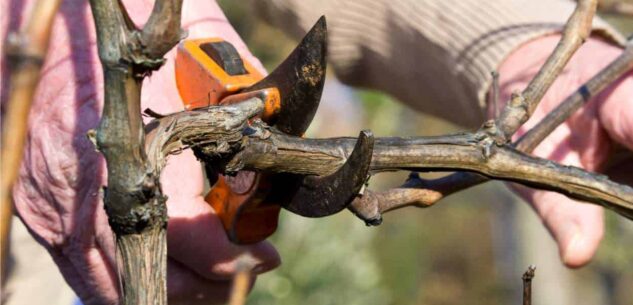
[88,0,183,304]
[350,39,633,221]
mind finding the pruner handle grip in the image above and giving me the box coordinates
[176,38,282,244]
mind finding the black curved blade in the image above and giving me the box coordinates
[283,130,374,217]
[243,16,327,136]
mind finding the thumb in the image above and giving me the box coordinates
[512,144,605,268]
[514,186,604,268]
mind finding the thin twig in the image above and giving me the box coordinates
[141,0,185,58]
[490,71,500,119]
[349,39,633,221]
[1,0,61,282]
[228,255,256,305]
[597,0,633,17]
[352,40,633,220]
[522,265,536,305]
[516,39,633,153]
[494,0,597,141]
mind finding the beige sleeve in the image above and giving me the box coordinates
[250,0,625,128]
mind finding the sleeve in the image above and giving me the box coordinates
[248,0,625,128]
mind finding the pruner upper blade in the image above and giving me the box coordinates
[282,130,375,217]
[242,16,327,136]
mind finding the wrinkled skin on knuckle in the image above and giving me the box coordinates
[12,63,115,304]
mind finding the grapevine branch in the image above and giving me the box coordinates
[351,38,633,222]
[493,0,597,142]
[142,0,632,225]
[88,0,183,304]
[145,111,633,219]
[78,0,631,303]
[522,265,536,305]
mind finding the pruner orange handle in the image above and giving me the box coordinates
[174,18,369,245]
[175,38,281,243]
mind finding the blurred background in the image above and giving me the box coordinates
[216,1,633,305]
[3,1,632,305]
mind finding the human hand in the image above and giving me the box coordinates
[497,35,633,267]
[8,1,279,304]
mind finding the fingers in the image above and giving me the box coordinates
[496,36,624,267]
[48,250,117,305]
[41,198,118,305]
[518,126,607,267]
[516,122,610,267]
[161,151,281,281]
[167,258,234,305]
[513,186,604,267]
[62,244,119,305]
[167,204,280,280]
[598,69,633,151]
[534,193,604,268]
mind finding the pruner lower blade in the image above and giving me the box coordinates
[269,130,375,218]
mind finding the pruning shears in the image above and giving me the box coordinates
[174,17,373,244]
